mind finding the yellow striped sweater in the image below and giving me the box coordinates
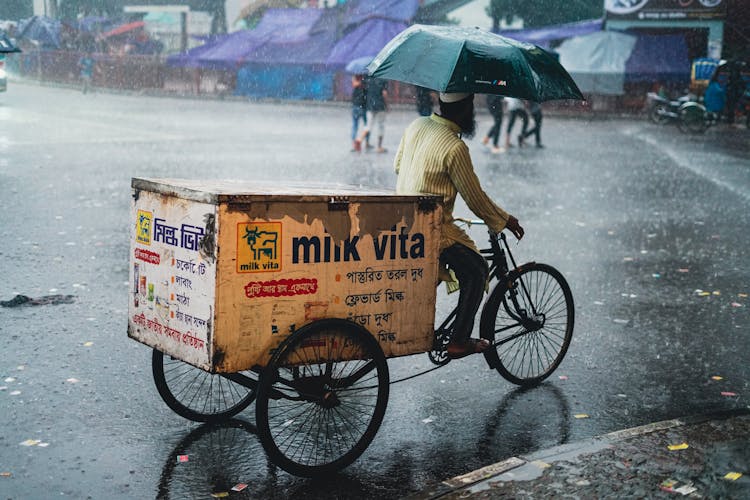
[394,113,510,254]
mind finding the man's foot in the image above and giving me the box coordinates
[446,338,491,359]
[482,136,490,146]
[518,135,525,147]
[536,143,544,148]
[376,147,388,153]
[491,146,505,154]
[365,143,374,150]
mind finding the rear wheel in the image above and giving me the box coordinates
[152,349,257,423]
[255,319,389,477]
[480,263,574,387]
[678,103,708,134]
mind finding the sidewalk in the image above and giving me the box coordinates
[411,410,750,499]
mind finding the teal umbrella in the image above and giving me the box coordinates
[367,24,583,102]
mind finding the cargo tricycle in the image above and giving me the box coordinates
[128,178,573,477]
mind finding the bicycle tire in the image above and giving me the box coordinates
[255,319,389,477]
[480,263,574,387]
[152,349,257,423]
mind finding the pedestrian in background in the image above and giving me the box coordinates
[78,52,95,94]
[350,74,367,152]
[520,101,544,148]
[504,97,527,149]
[481,94,505,153]
[356,76,388,153]
[416,86,434,116]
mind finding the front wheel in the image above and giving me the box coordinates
[649,104,669,124]
[480,263,574,387]
[255,319,389,477]
[152,349,257,423]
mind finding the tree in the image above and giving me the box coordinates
[487,0,603,31]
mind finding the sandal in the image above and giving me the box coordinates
[446,338,491,359]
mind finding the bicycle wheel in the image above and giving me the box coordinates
[480,263,574,387]
[255,319,389,477]
[152,349,257,423]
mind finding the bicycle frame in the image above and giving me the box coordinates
[436,222,542,351]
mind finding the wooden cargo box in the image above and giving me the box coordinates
[127,178,443,372]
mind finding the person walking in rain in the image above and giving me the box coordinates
[356,76,388,153]
[78,51,95,94]
[519,101,544,148]
[394,92,524,359]
[504,97,528,149]
[350,74,367,152]
[481,94,505,153]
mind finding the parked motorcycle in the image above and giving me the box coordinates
[646,92,716,134]
[646,91,695,125]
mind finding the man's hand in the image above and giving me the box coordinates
[506,215,524,241]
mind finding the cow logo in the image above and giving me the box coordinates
[136,210,152,245]
[237,222,281,272]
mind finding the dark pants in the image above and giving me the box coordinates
[522,110,542,145]
[440,244,489,343]
[486,113,503,147]
[507,109,528,137]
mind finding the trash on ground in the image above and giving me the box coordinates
[677,268,689,273]
[9,391,21,396]
[667,443,689,451]
[731,302,743,308]
[613,319,629,325]
[574,413,589,419]
[0,294,76,307]
[83,342,94,347]
[0,472,11,477]
[4,377,15,383]
[231,483,248,492]
[20,439,41,446]
[66,378,79,384]
[723,472,743,481]
[711,376,723,381]
[530,460,551,469]
[721,391,738,397]
[652,273,661,278]
[210,493,229,498]
[176,455,189,463]
[558,375,568,380]
[421,416,436,424]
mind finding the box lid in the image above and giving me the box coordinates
[132,178,441,205]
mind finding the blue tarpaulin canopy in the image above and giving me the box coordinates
[499,18,603,48]
[170,8,325,69]
[327,18,407,67]
[624,34,690,84]
[344,0,419,28]
[16,16,61,49]
[555,30,690,94]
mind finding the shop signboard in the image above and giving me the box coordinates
[604,0,727,21]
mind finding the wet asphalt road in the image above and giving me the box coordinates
[0,82,748,499]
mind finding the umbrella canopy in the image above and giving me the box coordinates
[0,32,21,53]
[367,24,583,102]
[101,21,145,39]
[346,55,375,74]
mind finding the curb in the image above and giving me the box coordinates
[407,409,750,500]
